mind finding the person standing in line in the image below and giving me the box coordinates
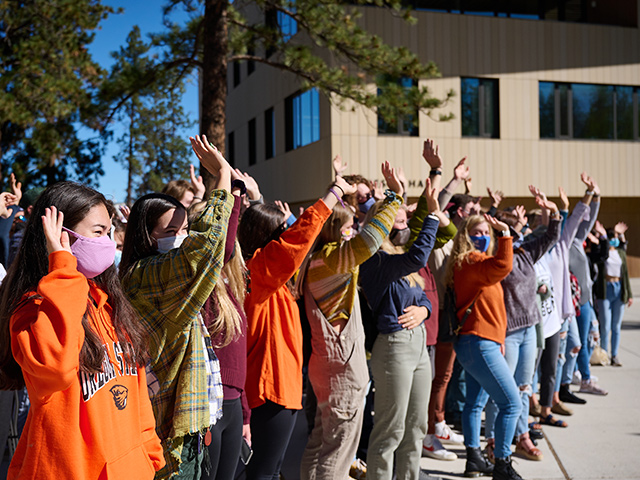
[119,135,234,479]
[0,182,164,479]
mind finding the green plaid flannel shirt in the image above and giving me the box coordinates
[123,189,233,478]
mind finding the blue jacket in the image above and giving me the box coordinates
[360,215,439,334]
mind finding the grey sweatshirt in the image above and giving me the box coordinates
[502,218,561,332]
[569,200,600,305]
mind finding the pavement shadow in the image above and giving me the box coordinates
[621,321,640,330]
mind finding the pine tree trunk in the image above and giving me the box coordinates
[126,100,134,205]
[200,0,228,191]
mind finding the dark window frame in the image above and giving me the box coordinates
[264,107,275,160]
[285,88,320,152]
[461,77,500,138]
[540,81,640,141]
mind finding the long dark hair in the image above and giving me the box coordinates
[237,203,286,260]
[119,193,185,279]
[0,182,148,390]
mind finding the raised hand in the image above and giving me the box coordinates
[594,220,607,238]
[381,161,404,198]
[422,139,443,170]
[42,206,71,255]
[0,192,17,219]
[487,187,504,208]
[274,200,292,220]
[332,155,348,176]
[514,205,527,226]
[528,184,548,202]
[614,222,628,236]
[119,205,131,222]
[424,178,440,214]
[189,164,206,200]
[558,186,570,211]
[372,180,384,201]
[453,157,470,181]
[535,195,558,213]
[580,172,600,195]
[334,175,357,196]
[464,177,472,195]
[10,173,22,205]
[484,213,509,233]
[234,168,261,200]
[189,135,231,177]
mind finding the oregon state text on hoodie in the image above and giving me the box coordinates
[8,251,164,479]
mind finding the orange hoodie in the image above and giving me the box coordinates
[245,199,331,410]
[8,251,164,479]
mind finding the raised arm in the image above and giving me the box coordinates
[574,173,600,244]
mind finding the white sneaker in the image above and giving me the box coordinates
[434,420,464,445]
[422,434,457,461]
[579,379,608,396]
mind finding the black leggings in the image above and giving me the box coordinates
[538,330,561,408]
[245,401,297,480]
[204,398,243,480]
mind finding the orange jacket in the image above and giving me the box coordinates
[245,200,331,410]
[9,251,164,479]
[454,237,513,344]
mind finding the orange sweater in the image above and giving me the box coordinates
[9,251,164,479]
[245,199,331,410]
[454,237,513,344]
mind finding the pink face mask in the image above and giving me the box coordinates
[62,227,116,278]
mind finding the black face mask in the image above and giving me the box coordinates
[389,227,411,246]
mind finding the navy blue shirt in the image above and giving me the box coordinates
[360,215,439,334]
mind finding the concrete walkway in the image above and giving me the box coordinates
[420,278,640,480]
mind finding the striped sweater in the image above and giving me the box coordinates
[305,191,402,323]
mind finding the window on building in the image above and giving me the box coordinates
[461,77,500,138]
[407,0,637,27]
[227,132,235,167]
[540,82,639,141]
[248,118,257,165]
[277,7,297,42]
[377,77,419,136]
[285,88,320,151]
[265,107,275,159]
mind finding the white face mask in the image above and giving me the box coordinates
[156,234,188,254]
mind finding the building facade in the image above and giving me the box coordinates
[226,1,640,274]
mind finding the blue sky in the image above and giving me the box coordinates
[89,1,199,203]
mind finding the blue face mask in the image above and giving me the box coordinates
[470,234,491,253]
[358,196,375,214]
[609,238,620,248]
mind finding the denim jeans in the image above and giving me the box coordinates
[597,281,626,358]
[484,325,537,440]
[454,334,521,459]
[576,302,595,381]
[561,316,581,385]
[555,319,569,392]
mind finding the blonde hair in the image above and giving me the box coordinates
[209,240,247,348]
[317,204,353,246]
[188,199,247,347]
[444,215,496,287]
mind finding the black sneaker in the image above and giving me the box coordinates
[559,384,587,405]
[465,447,494,477]
[493,456,523,480]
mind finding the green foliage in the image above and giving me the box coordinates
[130,0,453,134]
[0,0,112,187]
[106,26,194,204]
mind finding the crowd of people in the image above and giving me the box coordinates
[0,135,633,480]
